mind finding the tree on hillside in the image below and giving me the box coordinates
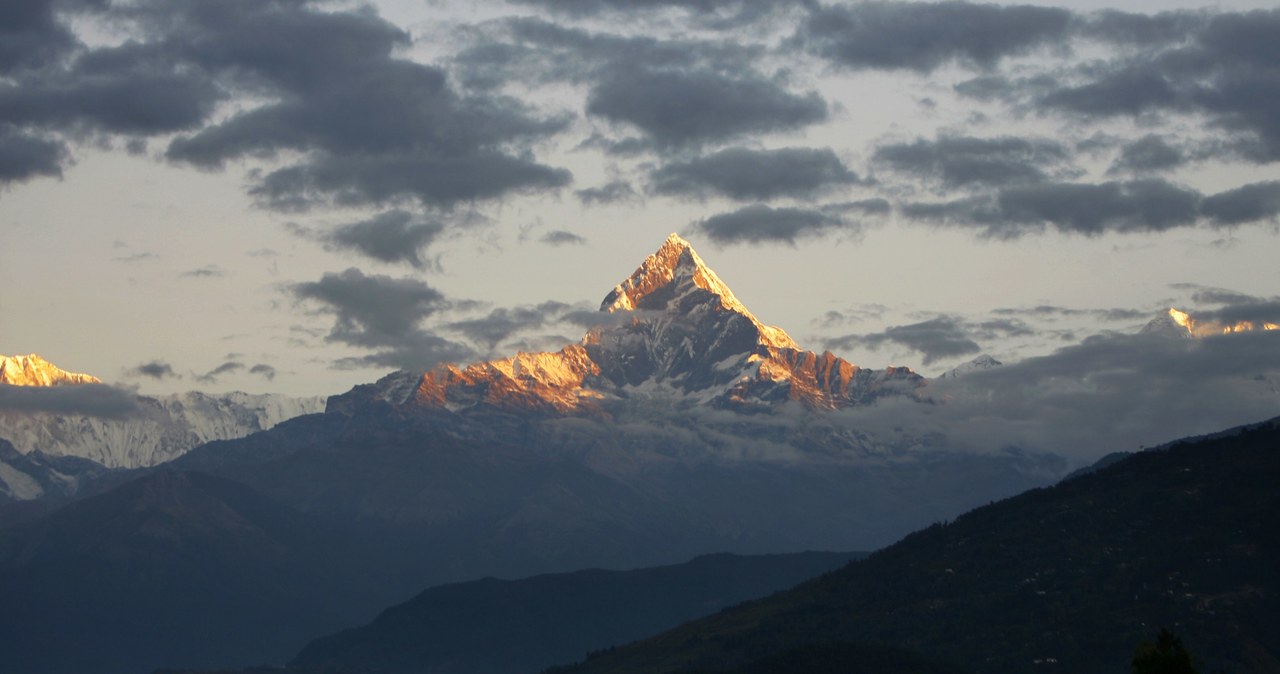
[1132,629,1201,674]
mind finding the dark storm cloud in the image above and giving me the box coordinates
[541,230,586,246]
[649,147,861,200]
[688,204,859,246]
[1200,181,1280,226]
[444,301,572,352]
[576,180,638,206]
[325,211,443,269]
[291,268,472,370]
[872,135,1074,189]
[796,2,1072,72]
[0,383,140,419]
[1107,134,1185,175]
[587,67,827,149]
[824,316,982,365]
[127,360,178,380]
[0,125,65,183]
[900,179,1280,238]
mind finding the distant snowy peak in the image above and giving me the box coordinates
[331,234,923,416]
[0,353,101,386]
[937,354,1003,380]
[1141,307,1278,339]
[0,390,326,470]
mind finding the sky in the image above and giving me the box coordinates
[2,0,1280,454]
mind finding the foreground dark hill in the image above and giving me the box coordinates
[553,418,1280,674]
[0,470,410,674]
[291,551,863,674]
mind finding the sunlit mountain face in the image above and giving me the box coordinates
[0,354,101,387]
[331,234,924,417]
[1165,307,1279,337]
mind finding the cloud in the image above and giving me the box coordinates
[796,2,1072,72]
[1106,134,1186,175]
[825,316,982,365]
[249,363,276,381]
[900,179,1280,238]
[956,9,1280,163]
[127,360,178,380]
[291,268,472,370]
[0,383,140,419]
[587,66,828,149]
[0,0,102,75]
[832,329,1280,463]
[180,265,226,278]
[990,305,1151,323]
[540,230,586,246]
[1079,9,1207,46]
[576,180,638,206]
[0,0,572,208]
[311,210,444,269]
[508,0,800,26]
[649,147,861,200]
[0,124,66,183]
[457,17,827,151]
[444,301,572,352]
[873,135,1074,189]
[688,204,862,245]
[1169,284,1268,308]
[1200,181,1280,226]
[197,360,244,383]
[1195,300,1280,328]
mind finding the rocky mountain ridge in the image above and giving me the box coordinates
[330,234,923,417]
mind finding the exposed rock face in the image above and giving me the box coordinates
[330,234,923,416]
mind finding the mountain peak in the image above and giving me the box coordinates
[0,353,101,386]
[1140,307,1278,339]
[599,233,798,350]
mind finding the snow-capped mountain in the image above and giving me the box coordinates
[0,353,325,470]
[330,234,923,416]
[0,390,325,469]
[936,354,1003,379]
[1141,306,1279,338]
[0,437,110,502]
[0,353,100,386]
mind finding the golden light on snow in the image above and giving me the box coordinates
[1166,308,1279,337]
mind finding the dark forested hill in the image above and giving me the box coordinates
[552,418,1280,674]
[291,551,863,674]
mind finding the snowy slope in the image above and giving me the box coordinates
[0,390,325,469]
